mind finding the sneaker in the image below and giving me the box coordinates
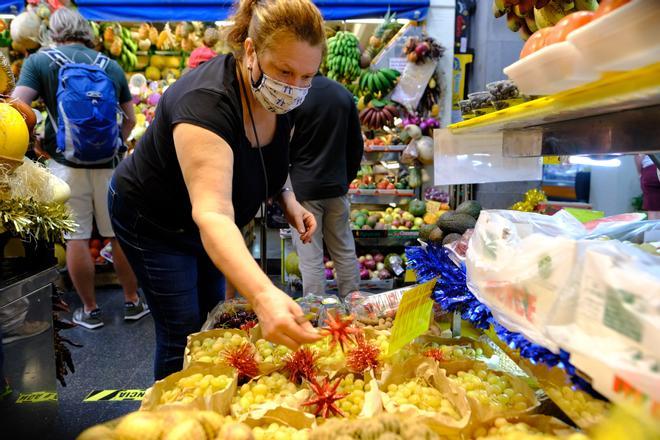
[2,320,50,344]
[124,298,150,321]
[72,308,104,329]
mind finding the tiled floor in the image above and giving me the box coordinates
[53,287,155,439]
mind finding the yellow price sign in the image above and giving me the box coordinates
[543,156,562,165]
[388,279,437,356]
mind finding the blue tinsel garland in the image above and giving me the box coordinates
[405,243,594,392]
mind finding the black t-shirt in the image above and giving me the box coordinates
[112,54,290,231]
[289,75,363,202]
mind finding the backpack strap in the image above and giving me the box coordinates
[42,49,74,68]
[93,53,110,71]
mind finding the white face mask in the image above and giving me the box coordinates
[249,60,310,114]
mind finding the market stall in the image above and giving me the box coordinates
[1,0,659,438]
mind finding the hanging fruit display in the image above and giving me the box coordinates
[494,0,601,41]
[359,100,398,130]
[358,67,400,98]
[402,36,445,64]
[325,30,362,83]
[99,23,139,72]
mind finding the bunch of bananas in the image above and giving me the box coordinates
[100,23,139,72]
[358,68,400,98]
[359,101,398,130]
[326,30,361,83]
[494,0,599,40]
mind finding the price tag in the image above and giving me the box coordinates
[543,156,562,165]
[388,279,437,356]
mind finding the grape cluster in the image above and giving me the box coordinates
[188,332,249,364]
[386,379,461,419]
[335,374,372,418]
[252,423,309,440]
[308,336,346,371]
[213,309,257,329]
[545,386,609,426]
[233,372,300,414]
[255,338,292,365]
[423,343,484,361]
[448,368,531,412]
[159,373,232,404]
[473,417,589,440]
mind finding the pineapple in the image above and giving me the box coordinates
[0,52,15,95]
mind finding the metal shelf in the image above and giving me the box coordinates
[438,63,660,157]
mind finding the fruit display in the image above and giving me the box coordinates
[187,331,251,365]
[325,31,361,83]
[233,372,300,414]
[358,68,401,98]
[98,23,139,72]
[402,36,446,64]
[160,373,233,404]
[419,200,482,244]
[88,238,110,265]
[385,378,461,418]
[493,0,601,41]
[349,207,425,232]
[358,100,398,130]
[448,367,535,413]
[348,164,413,192]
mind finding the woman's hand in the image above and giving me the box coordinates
[252,287,321,349]
[279,192,316,244]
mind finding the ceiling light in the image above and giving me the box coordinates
[569,156,622,167]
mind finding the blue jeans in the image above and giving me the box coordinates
[108,183,225,380]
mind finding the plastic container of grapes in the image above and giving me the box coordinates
[567,0,660,72]
[503,41,599,96]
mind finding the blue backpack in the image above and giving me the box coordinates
[44,49,124,165]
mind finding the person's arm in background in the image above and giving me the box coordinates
[120,101,137,142]
[12,86,39,105]
[174,123,320,349]
[345,98,364,182]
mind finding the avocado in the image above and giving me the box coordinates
[419,224,438,242]
[437,212,476,235]
[455,200,482,220]
[429,227,444,243]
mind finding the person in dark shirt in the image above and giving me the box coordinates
[109,0,326,379]
[289,75,363,298]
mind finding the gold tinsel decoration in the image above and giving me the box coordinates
[510,188,547,212]
[0,198,76,243]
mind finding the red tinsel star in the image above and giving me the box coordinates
[423,348,445,362]
[284,347,318,384]
[346,335,380,373]
[222,342,259,382]
[321,310,361,352]
[240,320,257,333]
[302,376,348,418]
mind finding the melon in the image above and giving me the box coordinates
[0,103,29,163]
[145,66,161,81]
[150,55,166,69]
[584,213,647,231]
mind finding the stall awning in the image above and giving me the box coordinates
[74,0,429,22]
[0,0,23,15]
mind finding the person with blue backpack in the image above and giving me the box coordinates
[12,8,148,329]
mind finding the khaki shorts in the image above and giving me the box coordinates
[48,161,115,240]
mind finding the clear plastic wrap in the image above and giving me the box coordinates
[201,299,256,331]
[466,210,660,362]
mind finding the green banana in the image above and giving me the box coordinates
[575,0,597,11]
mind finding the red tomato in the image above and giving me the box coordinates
[89,238,102,250]
[520,28,554,59]
[594,0,631,18]
[90,248,100,259]
[545,11,595,45]
[103,238,111,246]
